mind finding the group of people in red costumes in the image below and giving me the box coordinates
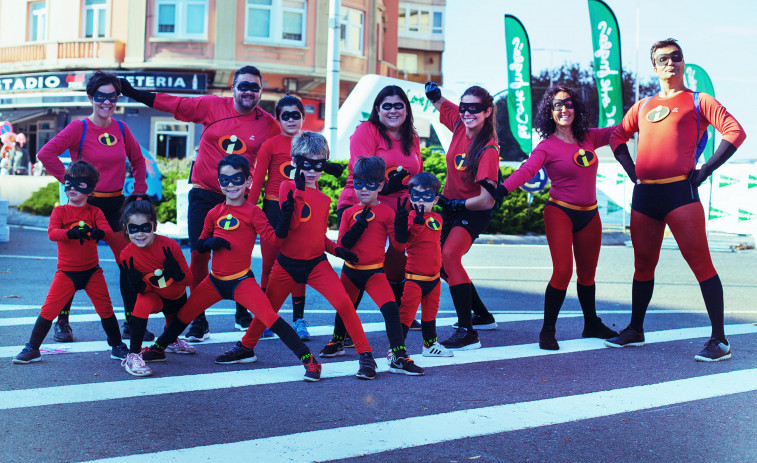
[12,37,745,380]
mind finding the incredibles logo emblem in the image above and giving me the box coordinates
[147,269,173,289]
[299,202,312,222]
[352,209,376,223]
[385,166,409,184]
[216,213,240,231]
[98,133,118,147]
[426,217,441,231]
[573,149,597,167]
[69,220,90,230]
[646,105,671,123]
[454,153,467,171]
[218,135,247,154]
[280,162,296,179]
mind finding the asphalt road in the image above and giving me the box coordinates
[1,225,756,462]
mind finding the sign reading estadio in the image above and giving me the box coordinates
[0,71,207,93]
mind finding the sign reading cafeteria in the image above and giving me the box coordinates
[0,71,207,93]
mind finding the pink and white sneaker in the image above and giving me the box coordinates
[122,353,153,377]
[166,338,197,355]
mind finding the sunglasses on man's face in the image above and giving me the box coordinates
[235,81,261,93]
[218,173,247,187]
[127,222,153,234]
[93,91,119,103]
[280,111,302,122]
[380,102,405,111]
[551,98,575,111]
[654,51,683,67]
[458,103,485,115]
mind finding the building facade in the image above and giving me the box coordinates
[0,0,444,161]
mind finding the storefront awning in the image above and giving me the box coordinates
[0,108,52,124]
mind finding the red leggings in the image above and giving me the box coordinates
[260,240,306,298]
[631,202,717,282]
[176,275,280,327]
[544,206,602,290]
[441,227,473,286]
[40,268,114,321]
[243,260,371,353]
[132,292,181,322]
[340,270,395,308]
[399,279,441,326]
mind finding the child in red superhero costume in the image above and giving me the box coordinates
[319,156,423,375]
[248,95,310,340]
[120,66,280,339]
[394,172,453,358]
[143,154,321,381]
[233,132,379,379]
[118,195,195,377]
[13,161,128,364]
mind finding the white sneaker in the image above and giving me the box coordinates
[166,338,197,355]
[122,353,153,377]
[422,342,454,357]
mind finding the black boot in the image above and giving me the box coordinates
[578,283,617,339]
[539,284,565,350]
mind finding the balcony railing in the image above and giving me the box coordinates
[0,39,125,64]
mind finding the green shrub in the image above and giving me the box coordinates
[18,181,59,216]
[154,157,191,224]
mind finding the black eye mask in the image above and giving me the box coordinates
[458,102,485,114]
[93,91,118,103]
[64,175,95,195]
[353,178,381,191]
[127,222,153,234]
[280,111,302,121]
[219,173,247,187]
[409,188,436,202]
[235,81,261,93]
[294,156,324,172]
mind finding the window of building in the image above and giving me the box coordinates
[340,7,364,55]
[397,52,418,74]
[155,121,191,159]
[245,0,306,45]
[29,2,47,42]
[154,0,208,39]
[398,4,443,38]
[84,0,107,38]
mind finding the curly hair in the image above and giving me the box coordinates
[367,85,418,157]
[120,194,157,240]
[534,86,589,143]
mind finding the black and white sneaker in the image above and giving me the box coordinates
[453,314,498,330]
[604,326,645,348]
[12,343,41,364]
[234,311,253,331]
[53,320,74,342]
[110,342,129,360]
[440,327,481,350]
[319,341,345,358]
[215,341,257,364]
[389,356,425,376]
[184,317,210,342]
[409,320,422,331]
[694,339,731,362]
[356,352,377,380]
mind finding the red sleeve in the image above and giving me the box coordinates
[610,100,643,150]
[37,120,83,184]
[93,208,114,243]
[587,126,617,149]
[336,206,353,245]
[169,238,192,285]
[199,207,216,239]
[119,246,130,265]
[252,206,281,247]
[249,138,273,204]
[349,122,379,158]
[503,147,547,192]
[153,93,217,124]
[279,181,303,231]
[439,100,462,132]
[324,236,337,255]
[122,123,147,195]
[47,207,68,241]
[474,145,500,183]
[699,93,746,148]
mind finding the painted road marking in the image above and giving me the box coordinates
[82,367,757,463]
[2,323,755,410]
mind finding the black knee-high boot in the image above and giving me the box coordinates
[292,296,306,321]
[100,315,123,347]
[379,302,406,360]
[630,279,654,332]
[539,284,566,350]
[389,280,405,305]
[119,268,137,325]
[470,283,492,319]
[699,274,726,342]
[578,283,618,338]
[270,318,312,361]
[421,320,437,347]
[128,316,149,354]
[449,283,473,330]
[29,316,53,349]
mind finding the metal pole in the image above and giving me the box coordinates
[325,0,340,157]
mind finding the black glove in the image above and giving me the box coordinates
[275,191,296,238]
[413,203,427,225]
[161,247,185,282]
[323,162,344,178]
[334,246,359,264]
[380,168,410,196]
[613,143,638,184]
[66,223,91,245]
[121,257,146,293]
[89,227,106,241]
[294,165,306,191]
[690,140,738,188]
[195,236,231,253]
[477,180,508,202]
[119,78,156,108]
[438,195,466,214]
[425,81,441,103]
[341,206,371,249]
[394,198,410,243]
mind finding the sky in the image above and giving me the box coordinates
[442,0,757,160]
